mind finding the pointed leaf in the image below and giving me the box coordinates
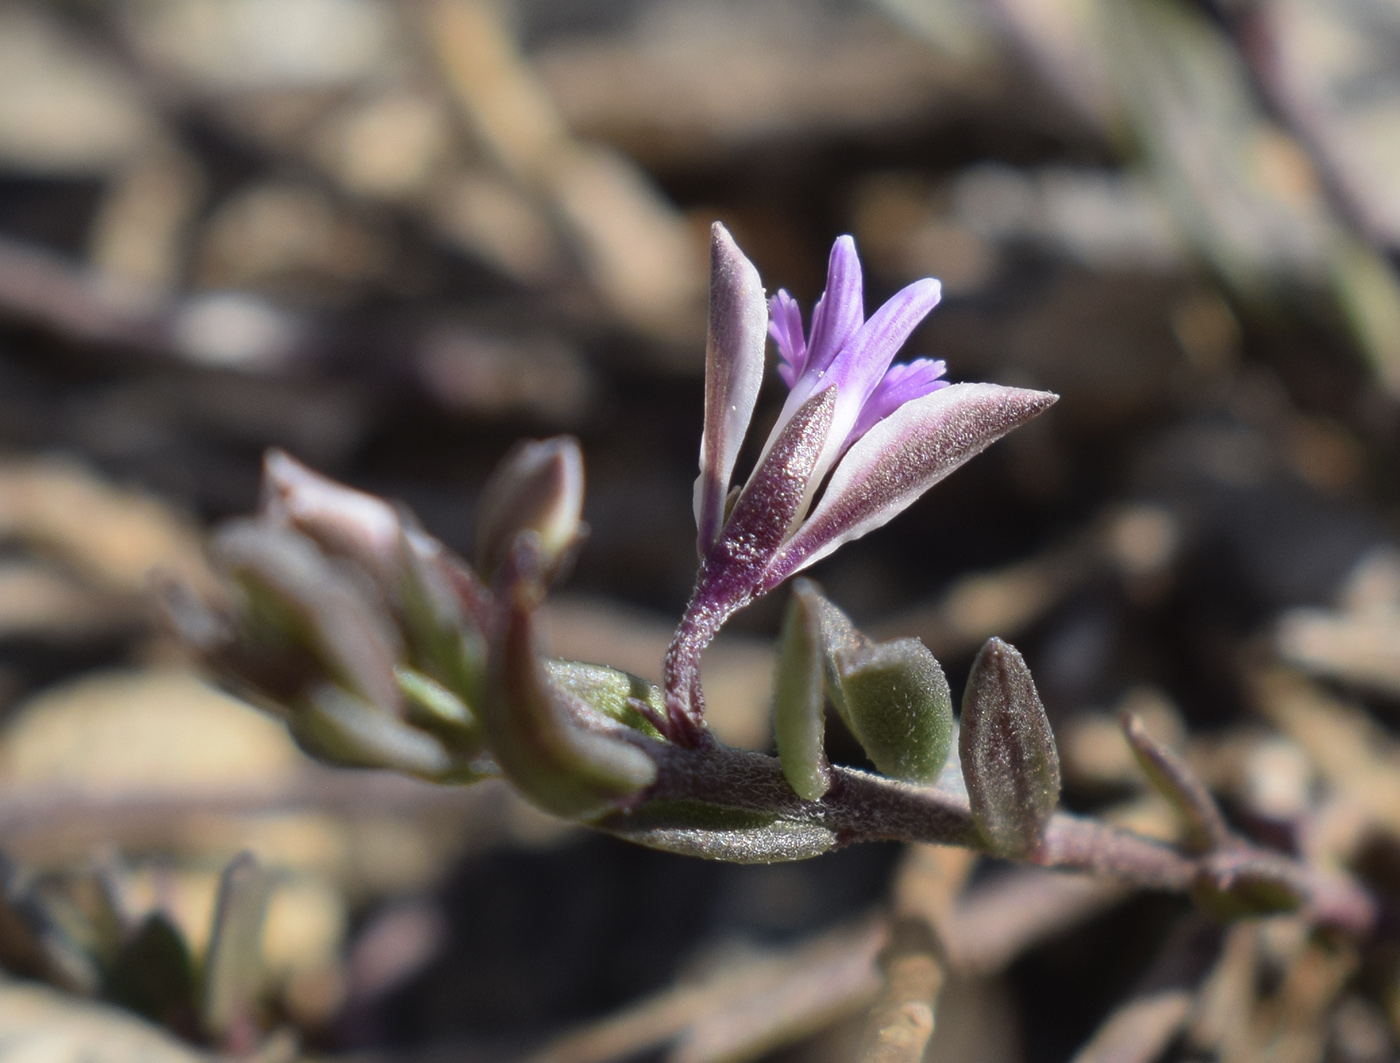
[773,583,831,800]
[960,638,1060,857]
[201,853,272,1048]
[835,638,954,785]
[108,912,198,1036]
[1121,712,1230,852]
[599,800,836,862]
[695,223,768,551]
[764,384,1057,589]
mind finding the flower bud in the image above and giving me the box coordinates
[959,638,1060,857]
[211,520,402,717]
[476,437,585,585]
[480,536,657,819]
[261,450,403,585]
[259,449,489,710]
[208,520,482,780]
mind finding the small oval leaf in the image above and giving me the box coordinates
[836,638,954,785]
[959,638,1060,857]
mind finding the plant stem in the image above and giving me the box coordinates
[629,738,1376,935]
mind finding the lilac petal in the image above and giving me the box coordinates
[761,383,1058,590]
[694,223,768,553]
[769,291,806,387]
[802,236,864,378]
[787,277,944,505]
[820,278,942,410]
[848,358,949,444]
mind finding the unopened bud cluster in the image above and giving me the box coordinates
[191,440,662,819]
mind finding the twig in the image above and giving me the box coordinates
[526,916,885,1063]
[856,918,943,1063]
[615,739,1376,935]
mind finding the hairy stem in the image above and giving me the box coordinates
[622,740,1376,936]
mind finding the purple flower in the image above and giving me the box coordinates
[667,224,1056,744]
[763,237,948,487]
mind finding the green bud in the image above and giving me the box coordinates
[476,437,585,585]
[773,583,832,800]
[213,521,403,717]
[959,638,1060,857]
[480,540,657,819]
[260,450,489,709]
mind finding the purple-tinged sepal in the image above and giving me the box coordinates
[694,223,768,553]
[665,388,836,734]
[763,384,1057,590]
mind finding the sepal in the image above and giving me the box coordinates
[694,222,768,552]
[764,384,1058,588]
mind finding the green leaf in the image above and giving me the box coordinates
[201,853,272,1047]
[107,913,198,1036]
[959,638,1060,857]
[600,801,836,863]
[480,547,657,819]
[290,684,456,779]
[834,639,954,785]
[801,584,954,786]
[774,585,831,800]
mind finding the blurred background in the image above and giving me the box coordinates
[2,0,1400,1060]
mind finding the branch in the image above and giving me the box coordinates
[603,739,1377,936]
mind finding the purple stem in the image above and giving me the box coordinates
[626,740,1378,936]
